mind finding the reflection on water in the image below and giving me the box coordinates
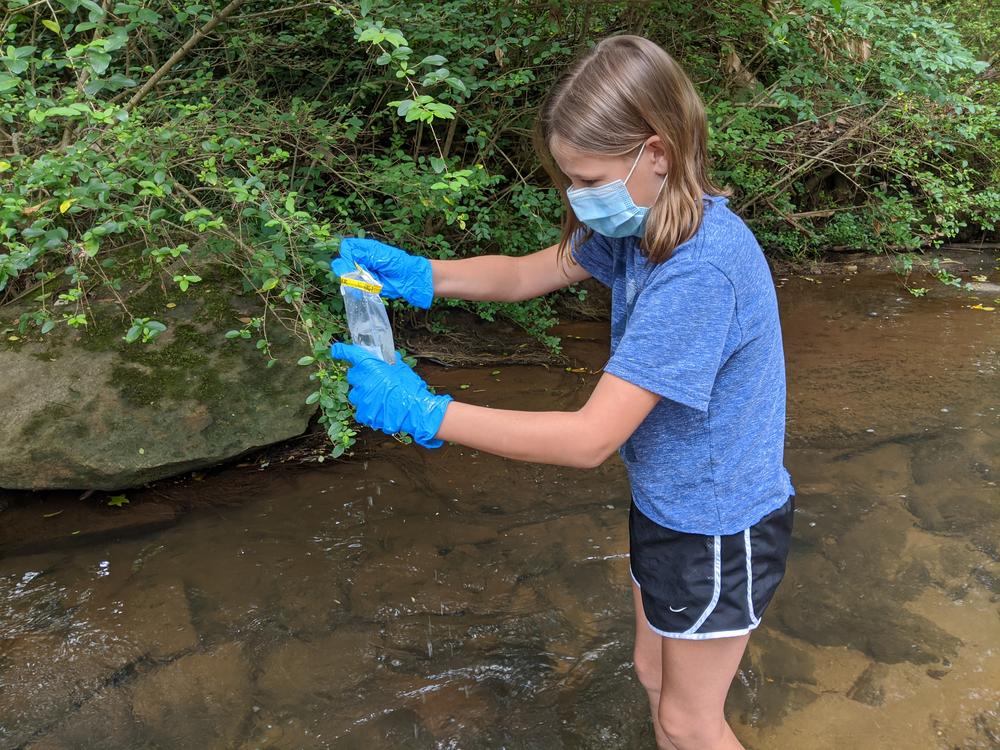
[2,265,999,749]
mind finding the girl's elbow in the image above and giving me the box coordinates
[576,437,617,469]
[577,453,606,470]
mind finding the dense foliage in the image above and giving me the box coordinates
[1,0,997,453]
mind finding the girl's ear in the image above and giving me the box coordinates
[644,135,670,177]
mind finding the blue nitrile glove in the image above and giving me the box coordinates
[329,342,452,448]
[331,238,434,309]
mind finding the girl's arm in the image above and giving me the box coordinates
[436,371,660,468]
[430,243,591,303]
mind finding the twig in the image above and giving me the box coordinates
[60,0,113,150]
[125,0,248,113]
[743,100,890,213]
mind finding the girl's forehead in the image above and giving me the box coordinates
[549,135,616,171]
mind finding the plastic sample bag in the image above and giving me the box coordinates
[339,264,396,364]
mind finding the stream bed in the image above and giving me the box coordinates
[2,260,999,749]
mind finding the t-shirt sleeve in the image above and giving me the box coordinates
[604,261,737,412]
[569,230,614,287]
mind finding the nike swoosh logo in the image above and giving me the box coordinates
[669,606,688,613]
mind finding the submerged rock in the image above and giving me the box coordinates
[846,662,892,706]
[25,684,140,750]
[255,627,377,709]
[0,631,141,747]
[0,266,316,490]
[130,642,251,747]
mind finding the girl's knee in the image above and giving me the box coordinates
[632,643,662,694]
[657,702,726,749]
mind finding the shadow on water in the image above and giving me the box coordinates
[1,261,999,749]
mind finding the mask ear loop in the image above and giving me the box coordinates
[652,172,668,201]
[622,141,647,186]
[624,141,669,208]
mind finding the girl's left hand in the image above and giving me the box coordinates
[331,238,434,309]
[329,343,452,448]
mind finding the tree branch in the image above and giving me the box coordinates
[125,0,248,113]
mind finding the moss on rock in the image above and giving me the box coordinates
[1,262,317,491]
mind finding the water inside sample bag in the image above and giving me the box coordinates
[339,264,396,364]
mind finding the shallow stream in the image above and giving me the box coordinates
[2,260,998,749]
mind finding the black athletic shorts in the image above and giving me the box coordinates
[629,496,794,639]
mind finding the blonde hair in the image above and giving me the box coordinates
[535,35,729,265]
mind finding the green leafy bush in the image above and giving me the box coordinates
[1,0,996,454]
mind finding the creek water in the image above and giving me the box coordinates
[1,263,998,749]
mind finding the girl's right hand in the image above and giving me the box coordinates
[329,342,452,448]
[331,237,434,309]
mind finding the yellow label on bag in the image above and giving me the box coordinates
[339,262,383,294]
[339,276,382,294]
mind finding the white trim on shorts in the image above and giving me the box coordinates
[745,528,760,628]
[631,532,762,641]
[644,620,760,640]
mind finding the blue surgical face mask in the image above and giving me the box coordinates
[565,142,666,238]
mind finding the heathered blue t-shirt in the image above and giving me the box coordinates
[572,195,794,535]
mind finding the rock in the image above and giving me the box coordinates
[25,685,140,750]
[726,628,820,728]
[846,662,892,706]
[973,710,1000,745]
[749,628,817,686]
[80,578,199,661]
[0,632,141,748]
[773,552,961,664]
[272,569,350,636]
[255,627,377,710]
[967,281,1000,295]
[0,265,316,490]
[131,642,252,748]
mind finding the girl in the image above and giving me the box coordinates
[330,35,794,750]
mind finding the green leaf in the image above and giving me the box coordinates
[107,494,129,507]
[42,19,61,34]
[446,77,469,95]
[88,49,112,75]
[297,355,315,366]
[382,29,407,48]
[419,54,447,67]
[124,324,141,343]
[305,391,320,405]
[44,106,82,118]
[425,102,456,119]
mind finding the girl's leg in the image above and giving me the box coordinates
[657,632,750,750]
[631,581,677,750]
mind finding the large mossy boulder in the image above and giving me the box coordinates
[1,267,317,490]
